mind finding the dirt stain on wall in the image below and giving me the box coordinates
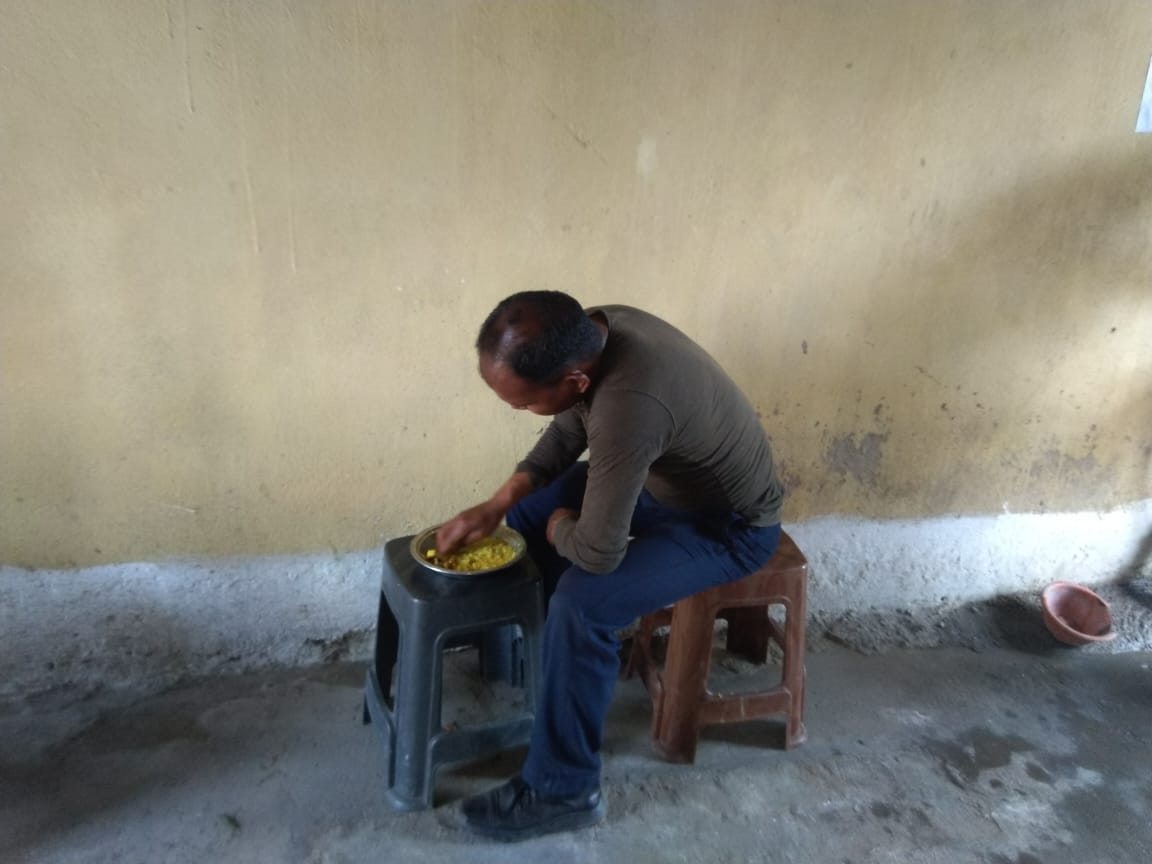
[824,432,890,488]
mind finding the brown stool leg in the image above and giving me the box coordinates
[652,594,716,764]
[722,606,770,663]
[780,579,808,748]
[623,610,661,681]
[787,666,807,748]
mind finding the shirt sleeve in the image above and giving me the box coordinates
[515,408,588,489]
[551,389,676,573]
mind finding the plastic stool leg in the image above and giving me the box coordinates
[386,624,443,810]
[780,591,808,749]
[723,606,770,663]
[519,620,543,713]
[653,595,716,764]
[373,593,400,706]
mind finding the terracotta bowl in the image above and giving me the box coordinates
[1040,581,1116,646]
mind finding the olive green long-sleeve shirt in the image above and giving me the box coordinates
[515,305,784,574]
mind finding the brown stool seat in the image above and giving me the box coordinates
[625,530,808,764]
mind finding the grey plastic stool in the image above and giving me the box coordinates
[362,535,544,810]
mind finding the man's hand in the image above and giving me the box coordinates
[433,471,536,556]
[436,501,505,556]
[546,507,578,546]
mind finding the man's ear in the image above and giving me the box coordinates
[565,369,592,394]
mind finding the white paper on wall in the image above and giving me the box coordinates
[1137,56,1152,133]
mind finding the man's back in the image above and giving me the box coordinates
[586,305,784,525]
[521,304,784,573]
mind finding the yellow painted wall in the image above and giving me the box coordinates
[2,1,1150,568]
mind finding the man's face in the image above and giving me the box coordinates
[479,356,586,416]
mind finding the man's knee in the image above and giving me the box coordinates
[546,583,583,625]
[506,503,531,534]
[507,492,549,539]
[550,569,619,626]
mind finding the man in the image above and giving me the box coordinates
[436,291,785,841]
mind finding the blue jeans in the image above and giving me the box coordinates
[507,462,782,797]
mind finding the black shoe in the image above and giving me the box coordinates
[461,775,606,842]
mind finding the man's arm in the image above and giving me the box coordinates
[515,410,587,489]
[437,410,588,555]
[550,391,675,573]
[435,471,536,554]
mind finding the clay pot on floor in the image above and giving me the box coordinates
[1040,581,1117,646]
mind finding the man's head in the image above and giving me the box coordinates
[476,291,605,415]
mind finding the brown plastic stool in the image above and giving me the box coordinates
[625,530,808,763]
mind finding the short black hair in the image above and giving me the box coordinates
[476,291,603,383]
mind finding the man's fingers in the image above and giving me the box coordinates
[436,522,465,554]
[435,517,487,555]
[433,500,507,556]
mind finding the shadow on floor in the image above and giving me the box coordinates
[984,597,1066,657]
[1119,526,1152,610]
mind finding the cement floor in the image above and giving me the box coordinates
[3,637,1151,864]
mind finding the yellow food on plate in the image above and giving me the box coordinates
[425,536,516,572]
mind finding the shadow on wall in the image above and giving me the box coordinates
[769,142,1152,520]
[1119,524,1152,610]
[27,591,204,705]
